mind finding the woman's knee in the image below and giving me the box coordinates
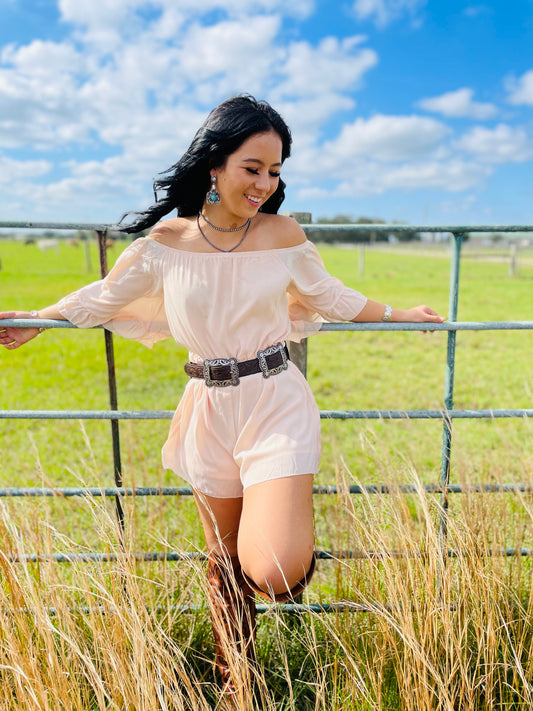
[240,547,315,599]
[237,475,315,597]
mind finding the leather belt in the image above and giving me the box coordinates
[184,343,289,387]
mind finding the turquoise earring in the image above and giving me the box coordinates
[206,175,221,205]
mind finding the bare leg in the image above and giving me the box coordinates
[193,474,315,597]
[193,491,254,698]
[238,474,315,599]
[193,476,315,696]
[193,490,243,556]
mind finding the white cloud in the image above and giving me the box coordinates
[288,113,467,201]
[291,114,497,200]
[0,155,51,183]
[0,8,378,157]
[352,0,426,27]
[322,114,449,165]
[0,40,84,76]
[58,0,314,31]
[0,0,527,223]
[455,124,533,163]
[506,70,533,106]
[297,157,491,199]
[276,96,356,139]
[176,16,283,100]
[59,0,149,27]
[0,155,53,219]
[0,2,380,220]
[377,158,490,192]
[0,41,90,149]
[418,88,497,120]
[270,35,377,136]
[273,36,377,99]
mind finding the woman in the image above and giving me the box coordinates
[0,95,443,696]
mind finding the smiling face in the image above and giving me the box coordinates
[207,130,283,225]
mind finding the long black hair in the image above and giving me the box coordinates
[116,95,292,234]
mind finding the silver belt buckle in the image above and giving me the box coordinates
[202,357,240,387]
[257,343,288,378]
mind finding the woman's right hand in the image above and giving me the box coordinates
[0,311,43,350]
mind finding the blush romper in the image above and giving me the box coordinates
[57,237,367,498]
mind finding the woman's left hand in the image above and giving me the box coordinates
[401,305,445,323]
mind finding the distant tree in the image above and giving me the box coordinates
[390,221,422,242]
[316,214,355,225]
[307,215,400,244]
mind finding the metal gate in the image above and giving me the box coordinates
[1,221,532,613]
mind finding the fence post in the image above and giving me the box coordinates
[84,234,92,273]
[509,241,517,277]
[284,212,311,377]
[96,230,125,542]
[439,232,464,553]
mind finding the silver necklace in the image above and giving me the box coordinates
[196,214,252,253]
[199,211,251,232]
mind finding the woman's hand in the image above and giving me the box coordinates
[0,311,43,350]
[353,300,445,324]
[399,305,445,323]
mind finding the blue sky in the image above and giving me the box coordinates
[1,0,533,226]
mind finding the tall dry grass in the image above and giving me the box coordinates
[318,458,533,711]
[0,494,210,710]
[0,459,532,709]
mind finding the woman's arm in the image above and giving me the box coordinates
[2,239,171,351]
[284,240,444,326]
[0,305,66,350]
[352,299,444,323]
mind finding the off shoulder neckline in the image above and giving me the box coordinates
[144,236,312,256]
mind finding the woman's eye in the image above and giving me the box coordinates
[245,168,280,178]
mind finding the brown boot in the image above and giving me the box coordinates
[207,554,257,697]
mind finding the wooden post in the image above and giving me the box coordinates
[283,212,311,377]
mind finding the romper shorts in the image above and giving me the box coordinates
[162,361,321,498]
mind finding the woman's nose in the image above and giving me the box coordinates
[254,171,270,191]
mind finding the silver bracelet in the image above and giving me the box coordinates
[382,305,392,322]
[30,310,46,334]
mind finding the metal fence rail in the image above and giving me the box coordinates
[1,221,532,613]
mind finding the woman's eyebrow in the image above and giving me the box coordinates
[241,158,282,167]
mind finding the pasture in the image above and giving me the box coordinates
[0,236,532,709]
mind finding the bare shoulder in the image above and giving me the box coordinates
[148,217,194,246]
[257,213,307,248]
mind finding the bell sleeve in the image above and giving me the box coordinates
[56,237,171,348]
[282,241,367,341]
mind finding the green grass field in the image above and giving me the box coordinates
[1,236,531,559]
[0,237,532,709]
